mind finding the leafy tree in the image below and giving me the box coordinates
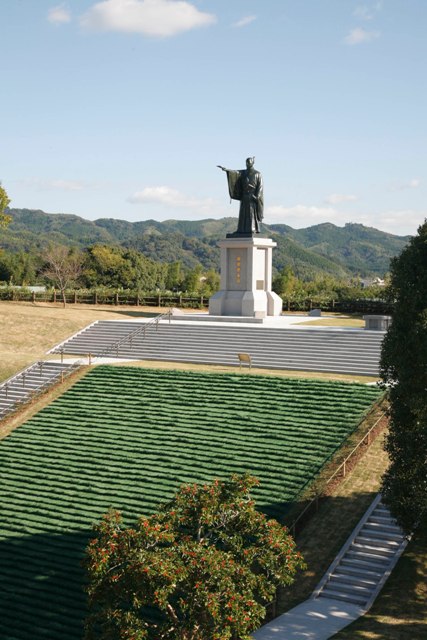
[200,269,220,297]
[380,220,427,534]
[165,261,184,291]
[83,245,166,290]
[0,250,39,285]
[0,183,12,229]
[85,474,305,640]
[182,265,203,293]
[42,244,84,307]
[272,266,298,298]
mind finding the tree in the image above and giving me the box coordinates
[85,474,305,640]
[83,245,166,290]
[0,183,12,229]
[272,266,298,298]
[42,245,83,307]
[380,219,427,534]
[165,261,183,291]
[182,265,203,293]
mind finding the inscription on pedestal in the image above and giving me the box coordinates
[227,248,247,291]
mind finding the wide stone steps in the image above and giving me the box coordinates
[0,361,76,420]
[49,320,384,376]
[314,495,408,609]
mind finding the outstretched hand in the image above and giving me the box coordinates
[217,165,226,171]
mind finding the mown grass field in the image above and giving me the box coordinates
[0,365,382,639]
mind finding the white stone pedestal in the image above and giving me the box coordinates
[209,236,283,318]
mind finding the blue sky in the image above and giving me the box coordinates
[2,0,426,236]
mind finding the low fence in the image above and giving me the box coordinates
[287,407,388,538]
[0,289,209,308]
[0,287,393,314]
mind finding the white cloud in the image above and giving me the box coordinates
[265,203,424,236]
[371,209,426,236]
[128,185,215,212]
[344,27,380,45]
[233,15,257,28]
[325,193,358,205]
[390,178,421,191]
[47,4,72,25]
[80,0,217,38]
[266,204,341,227]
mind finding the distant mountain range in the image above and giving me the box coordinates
[2,208,410,278]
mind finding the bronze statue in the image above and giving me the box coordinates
[217,157,264,236]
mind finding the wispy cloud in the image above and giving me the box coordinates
[325,194,358,205]
[233,15,256,29]
[390,178,421,192]
[266,204,341,227]
[128,185,215,212]
[47,3,71,25]
[20,178,87,191]
[80,0,217,38]
[344,27,380,45]
[353,2,382,21]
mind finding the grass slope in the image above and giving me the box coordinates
[0,366,382,639]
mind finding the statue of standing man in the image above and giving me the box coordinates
[217,157,264,236]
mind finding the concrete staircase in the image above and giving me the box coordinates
[49,319,384,376]
[313,494,408,611]
[0,361,77,420]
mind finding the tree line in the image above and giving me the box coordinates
[0,244,387,305]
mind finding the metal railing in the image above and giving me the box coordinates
[0,310,173,423]
[0,360,83,421]
[58,309,173,364]
[288,408,387,537]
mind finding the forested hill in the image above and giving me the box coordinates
[2,208,410,277]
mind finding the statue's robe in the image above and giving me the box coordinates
[224,168,264,234]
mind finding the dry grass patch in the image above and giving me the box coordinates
[296,315,365,328]
[106,359,378,384]
[278,428,390,612]
[0,301,157,382]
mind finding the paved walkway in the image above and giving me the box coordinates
[252,598,363,639]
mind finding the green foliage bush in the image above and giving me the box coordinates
[85,474,306,640]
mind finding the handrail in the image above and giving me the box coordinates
[0,360,83,421]
[0,360,46,395]
[59,308,173,363]
[0,310,173,422]
[289,409,387,537]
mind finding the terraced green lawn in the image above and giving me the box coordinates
[0,366,382,639]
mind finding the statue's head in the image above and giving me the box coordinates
[246,156,255,169]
